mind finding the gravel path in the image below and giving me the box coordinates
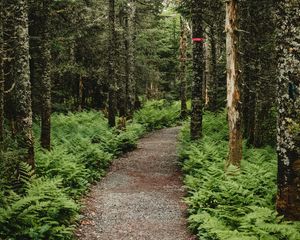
[76,127,195,240]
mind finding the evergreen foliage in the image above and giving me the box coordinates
[179,112,300,240]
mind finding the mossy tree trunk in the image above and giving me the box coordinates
[12,0,35,167]
[190,0,204,140]
[276,0,300,220]
[225,0,242,167]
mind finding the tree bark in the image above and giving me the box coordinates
[0,0,4,142]
[179,17,188,119]
[78,76,83,112]
[108,0,116,127]
[29,0,52,150]
[190,0,204,140]
[126,0,136,118]
[225,0,242,167]
[276,0,300,220]
[206,26,218,112]
[40,0,51,150]
[12,0,35,167]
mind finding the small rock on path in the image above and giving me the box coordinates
[76,127,195,240]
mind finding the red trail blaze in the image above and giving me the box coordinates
[192,38,205,42]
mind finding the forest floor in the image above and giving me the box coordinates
[75,127,195,240]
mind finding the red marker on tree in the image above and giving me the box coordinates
[192,38,205,42]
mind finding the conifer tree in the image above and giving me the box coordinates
[276,0,300,220]
[179,17,188,119]
[108,0,117,127]
[29,0,52,150]
[190,0,204,140]
[126,0,136,118]
[12,0,35,167]
[0,0,4,142]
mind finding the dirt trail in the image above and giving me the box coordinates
[76,127,195,240]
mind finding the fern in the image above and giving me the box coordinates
[179,111,300,240]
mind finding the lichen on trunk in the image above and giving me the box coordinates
[276,0,300,220]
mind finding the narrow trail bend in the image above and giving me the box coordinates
[76,127,195,240]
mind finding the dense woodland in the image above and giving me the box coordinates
[0,0,299,239]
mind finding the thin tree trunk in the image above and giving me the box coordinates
[13,0,35,167]
[108,0,116,127]
[190,0,204,140]
[0,0,4,142]
[225,0,242,167]
[78,76,83,112]
[127,0,136,118]
[276,0,300,220]
[179,17,188,119]
[117,6,127,129]
[3,1,16,137]
[40,0,51,150]
[208,26,218,112]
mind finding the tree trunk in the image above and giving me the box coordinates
[225,0,242,167]
[40,0,51,150]
[78,76,83,112]
[12,0,35,167]
[3,1,16,137]
[0,0,4,142]
[108,0,116,127]
[117,5,127,129]
[276,0,300,220]
[179,17,188,119]
[126,0,136,118]
[190,0,204,140]
[207,26,218,112]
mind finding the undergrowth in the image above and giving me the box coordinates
[0,100,180,239]
[134,100,181,131]
[179,111,300,240]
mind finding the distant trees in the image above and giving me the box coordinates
[276,0,300,220]
[241,0,276,147]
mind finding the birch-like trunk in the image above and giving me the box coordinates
[225,0,242,167]
[276,0,300,220]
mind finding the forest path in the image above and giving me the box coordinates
[76,127,195,240]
